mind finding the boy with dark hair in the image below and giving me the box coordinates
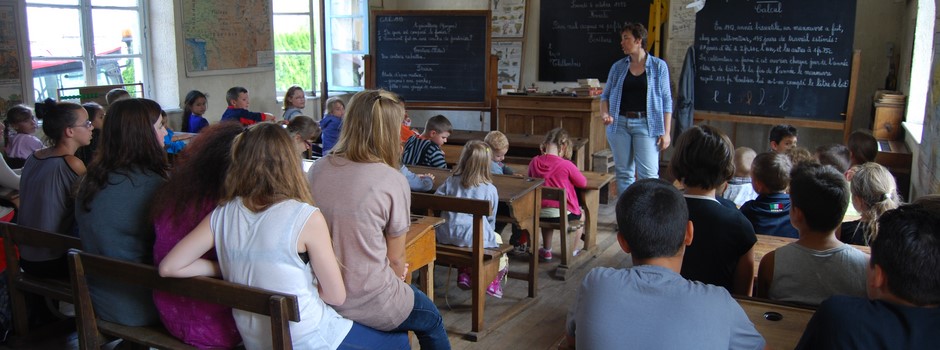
[815,143,851,175]
[219,86,274,126]
[566,178,764,349]
[741,152,798,238]
[769,124,798,153]
[671,125,757,296]
[401,114,452,168]
[756,162,868,305]
[797,203,940,349]
[847,129,878,166]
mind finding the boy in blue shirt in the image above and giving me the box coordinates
[740,152,798,238]
[566,178,764,349]
[220,86,273,126]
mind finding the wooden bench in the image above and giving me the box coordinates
[411,192,536,341]
[1,222,82,336]
[539,187,584,280]
[67,250,301,349]
[735,296,816,350]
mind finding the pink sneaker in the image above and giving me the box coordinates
[457,269,471,290]
[538,248,553,262]
[486,268,508,298]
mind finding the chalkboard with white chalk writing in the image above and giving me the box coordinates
[693,0,857,120]
[371,11,490,104]
[539,0,651,82]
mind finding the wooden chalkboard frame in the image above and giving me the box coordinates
[694,50,860,143]
[367,10,495,112]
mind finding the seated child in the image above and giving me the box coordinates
[401,114,452,168]
[105,88,131,105]
[816,143,851,175]
[796,202,940,349]
[398,99,420,144]
[839,162,901,246]
[672,125,757,296]
[566,178,765,349]
[529,128,587,261]
[286,115,320,157]
[181,90,209,133]
[400,165,434,192]
[281,85,307,121]
[785,146,816,167]
[847,129,878,170]
[219,87,274,126]
[722,146,757,207]
[740,152,798,238]
[769,124,798,153]
[435,141,508,298]
[161,110,186,155]
[4,105,43,160]
[320,96,345,154]
[484,130,514,175]
[756,162,868,306]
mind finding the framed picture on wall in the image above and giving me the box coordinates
[492,40,523,90]
[491,0,526,38]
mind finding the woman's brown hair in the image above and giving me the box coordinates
[330,89,404,168]
[221,123,313,212]
[75,98,168,211]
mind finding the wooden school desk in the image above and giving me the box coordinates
[406,165,544,297]
[735,296,815,350]
[442,130,590,171]
[752,234,871,278]
[406,215,444,297]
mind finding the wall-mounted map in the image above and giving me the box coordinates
[181,0,274,76]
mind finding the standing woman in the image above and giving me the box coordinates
[74,98,169,327]
[600,23,673,197]
[308,89,450,349]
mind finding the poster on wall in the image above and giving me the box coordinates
[180,0,275,76]
[493,41,523,90]
[0,4,24,115]
[491,0,526,38]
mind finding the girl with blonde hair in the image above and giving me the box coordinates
[161,123,407,349]
[308,89,450,349]
[435,140,508,297]
[840,162,902,245]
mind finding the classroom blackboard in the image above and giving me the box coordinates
[539,0,651,82]
[693,0,857,120]
[371,11,490,104]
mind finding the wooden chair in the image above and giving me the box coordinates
[0,222,82,336]
[411,192,535,341]
[441,144,463,167]
[67,250,301,350]
[538,187,583,280]
[734,296,816,350]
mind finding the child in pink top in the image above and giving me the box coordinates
[528,128,588,261]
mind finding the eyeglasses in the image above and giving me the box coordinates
[71,120,93,129]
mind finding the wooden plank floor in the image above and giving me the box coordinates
[2,202,623,350]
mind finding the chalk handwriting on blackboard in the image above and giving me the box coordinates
[693,0,856,120]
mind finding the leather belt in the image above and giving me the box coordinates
[621,111,646,119]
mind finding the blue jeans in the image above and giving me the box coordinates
[607,116,660,197]
[391,284,451,349]
[338,322,410,350]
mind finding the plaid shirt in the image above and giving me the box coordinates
[601,53,673,137]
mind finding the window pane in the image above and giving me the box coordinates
[26,0,78,5]
[96,56,141,86]
[27,7,83,58]
[92,9,141,55]
[330,53,362,88]
[330,0,362,16]
[274,15,311,52]
[275,54,313,93]
[32,59,86,102]
[273,0,309,14]
[330,18,362,51]
[91,0,138,7]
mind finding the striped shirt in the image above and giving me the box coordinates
[601,53,673,137]
[401,136,447,168]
